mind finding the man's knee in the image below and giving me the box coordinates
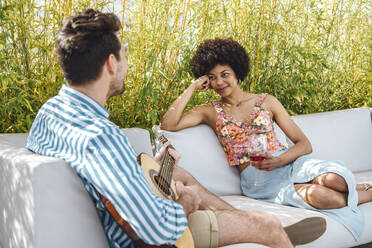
[249,211,282,231]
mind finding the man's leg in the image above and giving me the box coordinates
[188,209,292,248]
[174,166,293,247]
[215,209,293,248]
[174,166,326,247]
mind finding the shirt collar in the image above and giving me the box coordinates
[59,84,110,118]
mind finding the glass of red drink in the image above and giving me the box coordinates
[248,134,268,186]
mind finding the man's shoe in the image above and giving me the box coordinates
[284,217,326,246]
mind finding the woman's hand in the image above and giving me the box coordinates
[160,75,214,131]
[250,155,283,171]
[192,75,210,91]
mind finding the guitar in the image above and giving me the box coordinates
[101,135,195,248]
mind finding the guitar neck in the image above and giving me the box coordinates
[158,147,175,183]
[158,135,176,184]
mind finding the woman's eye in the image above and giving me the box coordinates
[208,76,215,80]
[222,73,229,77]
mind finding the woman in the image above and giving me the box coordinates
[161,38,371,241]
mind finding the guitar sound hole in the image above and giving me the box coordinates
[154,175,171,196]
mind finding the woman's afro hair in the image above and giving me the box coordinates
[191,38,250,82]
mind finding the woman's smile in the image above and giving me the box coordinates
[216,85,229,94]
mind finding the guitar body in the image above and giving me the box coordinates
[138,152,178,200]
[137,152,195,248]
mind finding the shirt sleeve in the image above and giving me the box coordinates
[81,129,188,245]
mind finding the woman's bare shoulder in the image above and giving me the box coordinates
[191,101,215,112]
[196,102,218,127]
[262,94,282,107]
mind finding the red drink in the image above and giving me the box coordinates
[250,156,264,162]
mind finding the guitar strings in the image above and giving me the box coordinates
[162,149,172,191]
[165,146,175,187]
[158,136,175,194]
[164,150,174,189]
[159,136,167,191]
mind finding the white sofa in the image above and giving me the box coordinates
[1,108,371,248]
[0,128,153,248]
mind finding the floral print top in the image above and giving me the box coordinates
[213,93,287,166]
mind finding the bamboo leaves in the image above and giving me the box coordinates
[1,0,371,133]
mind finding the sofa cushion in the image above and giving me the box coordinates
[221,170,372,248]
[0,128,153,157]
[353,171,372,247]
[0,141,108,248]
[153,125,243,196]
[0,128,153,248]
[0,133,29,147]
[220,196,372,248]
[289,108,372,172]
[122,128,154,156]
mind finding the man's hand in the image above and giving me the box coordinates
[175,181,201,216]
[155,140,201,215]
[154,141,181,165]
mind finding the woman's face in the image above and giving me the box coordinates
[207,64,238,97]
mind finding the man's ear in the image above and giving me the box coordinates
[106,54,118,75]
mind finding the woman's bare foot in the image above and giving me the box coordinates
[356,183,372,191]
[357,183,372,204]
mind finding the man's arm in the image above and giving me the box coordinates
[82,131,188,246]
[155,143,201,216]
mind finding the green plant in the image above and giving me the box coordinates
[1,0,371,133]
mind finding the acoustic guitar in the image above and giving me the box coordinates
[101,135,195,248]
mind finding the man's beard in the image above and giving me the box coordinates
[108,78,125,98]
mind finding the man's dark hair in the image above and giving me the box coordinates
[190,38,250,82]
[55,9,122,85]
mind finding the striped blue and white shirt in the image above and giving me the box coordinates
[26,85,188,247]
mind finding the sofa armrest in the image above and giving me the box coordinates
[0,127,153,248]
[0,140,108,248]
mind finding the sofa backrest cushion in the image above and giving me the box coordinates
[122,128,154,156]
[153,125,243,196]
[0,128,153,156]
[289,107,371,172]
[0,127,153,248]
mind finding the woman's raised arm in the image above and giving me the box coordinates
[161,75,213,131]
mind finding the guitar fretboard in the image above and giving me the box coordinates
[157,135,175,192]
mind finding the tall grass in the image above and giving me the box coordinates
[1,0,371,133]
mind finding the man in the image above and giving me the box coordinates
[27,9,323,248]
